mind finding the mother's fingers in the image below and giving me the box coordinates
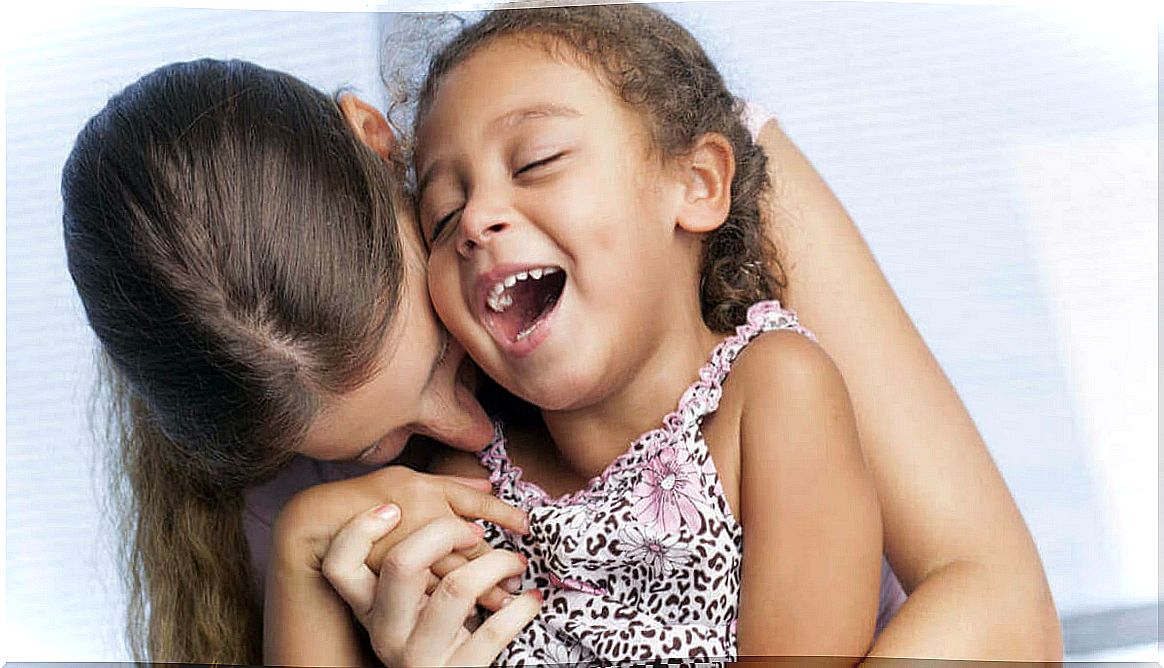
[320,503,401,616]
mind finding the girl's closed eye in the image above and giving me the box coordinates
[514,151,565,178]
[428,207,461,244]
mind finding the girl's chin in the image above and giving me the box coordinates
[505,376,598,414]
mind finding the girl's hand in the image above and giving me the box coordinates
[265,466,531,666]
[274,465,528,609]
[325,505,542,667]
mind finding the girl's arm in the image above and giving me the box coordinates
[755,119,1062,660]
[733,331,881,659]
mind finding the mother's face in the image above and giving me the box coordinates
[299,204,494,465]
[295,98,495,465]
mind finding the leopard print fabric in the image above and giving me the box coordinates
[477,301,816,666]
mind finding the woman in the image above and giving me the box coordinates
[62,57,1059,667]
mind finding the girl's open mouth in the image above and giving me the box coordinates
[479,265,566,353]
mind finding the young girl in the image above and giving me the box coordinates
[410,5,884,663]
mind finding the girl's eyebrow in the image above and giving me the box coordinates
[493,102,581,131]
[416,103,580,202]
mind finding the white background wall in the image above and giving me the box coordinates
[4,0,1158,661]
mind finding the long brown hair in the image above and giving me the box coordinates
[414,4,785,332]
[62,59,404,662]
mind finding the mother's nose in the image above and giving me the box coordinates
[419,378,495,451]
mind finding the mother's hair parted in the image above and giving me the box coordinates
[61,59,405,663]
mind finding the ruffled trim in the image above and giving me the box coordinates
[478,300,814,509]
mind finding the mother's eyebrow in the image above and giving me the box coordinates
[415,103,581,201]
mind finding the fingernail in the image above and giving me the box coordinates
[470,522,485,537]
[372,503,400,522]
[502,576,522,593]
[521,515,531,534]
[530,589,544,603]
[517,553,529,566]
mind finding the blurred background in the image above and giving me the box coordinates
[4,0,1158,661]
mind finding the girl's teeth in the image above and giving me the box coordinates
[485,266,560,314]
[487,292,512,313]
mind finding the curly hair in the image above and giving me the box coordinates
[414,4,784,332]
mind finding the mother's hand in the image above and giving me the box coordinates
[325,506,541,666]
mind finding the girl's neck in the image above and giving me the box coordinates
[538,301,723,482]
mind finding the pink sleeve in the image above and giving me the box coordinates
[741,101,775,140]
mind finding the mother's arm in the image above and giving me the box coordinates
[756,120,1062,660]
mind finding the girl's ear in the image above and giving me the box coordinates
[338,94,396,159]
[675,132,735,234]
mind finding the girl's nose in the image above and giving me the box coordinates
[457,197,512,257]
[458,220,510,257]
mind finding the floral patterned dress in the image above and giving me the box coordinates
[477,300,903,665]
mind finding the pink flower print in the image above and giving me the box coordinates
[631,446,704,532]
[618,525,690,577]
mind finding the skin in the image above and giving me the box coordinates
[755,121,1062,660]
[269,47,1062,666]
[415,37,725,466]
[266,100,543,665]
[416,37,882,657]
[296,164,494,468]
[263,205,543,664]
[265,467,535,666]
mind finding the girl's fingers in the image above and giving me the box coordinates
[412,549,529,651]
[319,503,401,616]
[440,480,529,535]
[431,552,468,579]
[449,590,542,666]
[431,552,519,611]
[371,517,484,645]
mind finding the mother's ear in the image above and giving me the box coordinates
[675,132,735,234]
[338,94,396,159]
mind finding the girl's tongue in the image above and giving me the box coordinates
[486,268,566,343]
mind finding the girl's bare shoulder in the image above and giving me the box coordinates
[727,329,845,407]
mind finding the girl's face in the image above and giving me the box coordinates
[298,205,494,466]
[415,38,695,411]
